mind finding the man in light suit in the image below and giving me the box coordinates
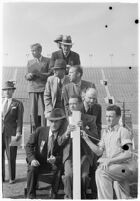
[58,95,99,199]
[62,65,96,116]
[49,35,80,74]
[2,81,24,184]
[25,43,50,132]
[44,59,70,118]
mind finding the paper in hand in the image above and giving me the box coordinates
[10,136,22,146]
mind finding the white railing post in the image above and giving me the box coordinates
[69,111,81,199]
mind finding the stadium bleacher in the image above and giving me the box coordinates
[2,66,138,125]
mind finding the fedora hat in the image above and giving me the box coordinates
[2,81,16,90]
[47,108,66,121]
[54,34,63,43]
[60,35,73,46]
[52,59,66,70]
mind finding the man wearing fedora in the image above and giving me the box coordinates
[54,34,63,50]
[49,35,81,74]
[26,108,68,199]
[25,43,50,132]
[2,81,24,184]
[44,59,70,118]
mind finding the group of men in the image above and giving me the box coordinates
[2,34,136,199]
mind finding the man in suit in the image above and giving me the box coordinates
[25,43,50,132]
[44,59,70,118]
[54,34,63,50]
[26,108,68,199]
[2,81,24,184]
[83,88,102,138]
[57,95,99,199]
[62,65,96,116]
[49,35,80,74]
[83,87,102,198]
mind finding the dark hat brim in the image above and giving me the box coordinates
[60,42,73,46]
[47,115,66,121]
[52,66,66,70]
[54,39,62,43]
[2,87,16,90]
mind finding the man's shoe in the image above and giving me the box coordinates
[9,179,15,184]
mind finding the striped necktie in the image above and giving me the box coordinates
[48,134,55,157]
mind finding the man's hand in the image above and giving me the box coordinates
[98,158,111,170]
[15,133,22,141]
[81,130,88,139]
[47,155,56,165]
[66,124,76,136]
[26,73,35,80]
[77,120,83,129]
[31,159,40,167]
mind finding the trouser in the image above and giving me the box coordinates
[62,155,90,199]
[26,163,60,198]
[29,92,46,131]
[2,133,17,181]
[96,164,132,199]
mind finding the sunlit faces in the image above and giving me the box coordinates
[53,68,65,79]
[31,46,41,59]
[69,97,82,112]
[106,110,120,128]
[84,89,97,106]
[49,119,63,132]
[68,67,79,82]
[61,44,72,55]
[3,89,15,99]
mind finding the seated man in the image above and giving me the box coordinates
[82,105,135,199]
[25,108,68,199]
[83,87,102,198]
[57,95,99,199]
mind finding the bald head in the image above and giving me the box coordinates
[84,88,97,106]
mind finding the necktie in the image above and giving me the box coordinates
[59,79,62,88]
[48,134,55,157]
[2,99,8,117]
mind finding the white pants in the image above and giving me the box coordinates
[95,164,132,199]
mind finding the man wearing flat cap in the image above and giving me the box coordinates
[54,34,63,50]
[2,81,24,184]
[49,35,81,74]
[25,43,50,132]
[44,59,70,118]
[26,108,68,199]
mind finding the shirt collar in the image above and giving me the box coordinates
[36,55,42,62]
[107,124,120,132]
[63,50,70,57]
[74,80,81,87]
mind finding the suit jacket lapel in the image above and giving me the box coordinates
[52,77,59,107]
[4,99,14,118]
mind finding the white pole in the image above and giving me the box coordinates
[21,126,25,149]
[69,111,81,199]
